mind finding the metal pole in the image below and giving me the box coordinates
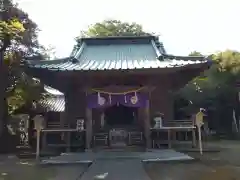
[36,130,40,161]
[198,126,203,155]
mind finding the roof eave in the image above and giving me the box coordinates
[26,61,209,73]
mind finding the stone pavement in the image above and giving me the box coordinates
[80,159,151,180]
[43,149,194,180]
[51,165,88,180]
[42,149,193,164]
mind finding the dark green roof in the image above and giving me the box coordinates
[26,36,209,71]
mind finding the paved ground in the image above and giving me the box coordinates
[41,149,193,180]
[50,165,88,180]
[145,140,240,180]
[80,159,151,180]
[1,141,240,180]
[0,149,193,180]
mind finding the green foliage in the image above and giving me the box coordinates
[213,50,240,74]
[189,51,203,56]
[78,19,152,38]
[177,50,240,133]
[0,0,48,115]
[7,73,44,114]
[0,18,25,40]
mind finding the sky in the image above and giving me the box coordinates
[16,0,240,58]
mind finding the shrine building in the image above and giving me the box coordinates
[25,36,211,151]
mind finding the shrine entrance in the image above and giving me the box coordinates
[104,105,139,148]
[105,104,136,127]
[87,87,149,148]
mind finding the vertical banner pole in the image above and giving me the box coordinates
[195,109,205,155]
[33,115,44,162]
[198,126,203,155]
[36,130,40,161]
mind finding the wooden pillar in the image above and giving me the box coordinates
[138,108,144,128]
[144,100,151,149]
[85,107,92,150]
[60,112,65,128]
[64,93,72,152]
[150,83,174,121]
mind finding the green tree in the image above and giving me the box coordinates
[189,51,203,56]
[178,50,240,134]
[79,19,152,37]
[0,0,46,150]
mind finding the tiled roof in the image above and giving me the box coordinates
[39,95,65,112]
[26,36,210,71]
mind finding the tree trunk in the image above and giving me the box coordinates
[0,51,12,153]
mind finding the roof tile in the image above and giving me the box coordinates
[39,96,65,112]
[26,36,209,71]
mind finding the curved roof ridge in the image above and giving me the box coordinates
[77,35,155,42]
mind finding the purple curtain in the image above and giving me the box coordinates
[87,93,118,108]
[87,92,148,109]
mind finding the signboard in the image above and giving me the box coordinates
[195,111,204,128]
[33,115,44,131]
[195,111,204,155]
[33,115,44,161]
[76,119,84,131]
